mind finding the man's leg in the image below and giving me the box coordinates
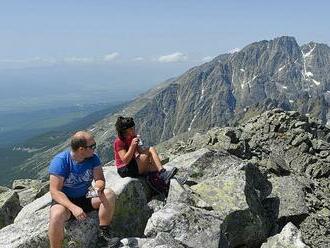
[92,189,121,247]
[91,189,116,225]
[48,204,71,248]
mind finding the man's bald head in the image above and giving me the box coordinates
[71,131,93,151]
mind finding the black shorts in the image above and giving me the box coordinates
[51,196,95,219]
[117,159,139,178]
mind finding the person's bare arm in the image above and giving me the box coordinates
[93,165,105,193]
[118,137,139,163]
[49,175,87,220]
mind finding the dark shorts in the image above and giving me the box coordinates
[117,159,140,178]
[51,196,96,219]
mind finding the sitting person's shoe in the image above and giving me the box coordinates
[97,227,121,248]
[174,176,187,185]
[159,167,178,184]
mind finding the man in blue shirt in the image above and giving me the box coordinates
[48,131,121,248]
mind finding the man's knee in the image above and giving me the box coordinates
[49,204,70,224]
[104,189,116,205]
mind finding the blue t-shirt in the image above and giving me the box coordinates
[48,150,101,198]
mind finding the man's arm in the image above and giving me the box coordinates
[49,175,87,220]
[93,165,106,192]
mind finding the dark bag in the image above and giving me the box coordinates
[146,171,169,198]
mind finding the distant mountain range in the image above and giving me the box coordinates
[14,36,330,181]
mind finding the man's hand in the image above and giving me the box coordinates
[94,180,105,194]
[71,206,87,221]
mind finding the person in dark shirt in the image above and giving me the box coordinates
[113,116,177,183]
[48,131,121,248]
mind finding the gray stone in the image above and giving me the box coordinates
[144,203,221,248]
[103,165,152,237]
[12,179,49,207]
[120,237,147,248]
[261,222,309,248]
[0,186,21,229]
[142,232,185,248]
[266,176,309,223]
[14,192,51,223]
[267,153,291,175]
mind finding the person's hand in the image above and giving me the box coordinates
[71,206,87,221]
[131,137,139,147]
[94,181,105,194]
[94,186,105,195]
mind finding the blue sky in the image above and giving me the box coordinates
[0,0,329,68]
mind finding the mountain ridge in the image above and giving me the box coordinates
[14,36,330,182]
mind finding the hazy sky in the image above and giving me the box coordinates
[0,0,329,69]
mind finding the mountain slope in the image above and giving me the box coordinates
[17,36,330,180]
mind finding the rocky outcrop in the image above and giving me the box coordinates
[0,186,21,229]
[12,179,49,207]
[145,202,221,248]
[1,109,330,247]
[156,109,330,247]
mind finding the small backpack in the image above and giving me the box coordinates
[145,171,169,199]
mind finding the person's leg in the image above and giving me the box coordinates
[91,189,116,226]
[48,204,71,248]
[136,147,163,174]
[145,147,178,183]
[148,146,163,171]
[136,153,157,175]
[137,147,177,182]
[92,189,121,247]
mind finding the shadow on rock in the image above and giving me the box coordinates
[219,163,279,248]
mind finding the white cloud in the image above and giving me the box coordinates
[104,52,120,61]
[158,52,187,63]
[0,57,58,68]
[229,48,241,54]
[63,57,94,63]
[201,56,214,62]
[132,57,145,61]
[0,57,56,64]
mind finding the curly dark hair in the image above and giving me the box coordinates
[115,116,135,139]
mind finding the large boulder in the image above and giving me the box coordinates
[0,186,21,229]
[103,165,152,237]
[148,149,274,248]
[0,205,99,248]
[144,202,221,248]
[264,176,309,230]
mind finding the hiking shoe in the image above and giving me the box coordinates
[96,229,121,248]
[159,167,178,184]
[174,176,187,185]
